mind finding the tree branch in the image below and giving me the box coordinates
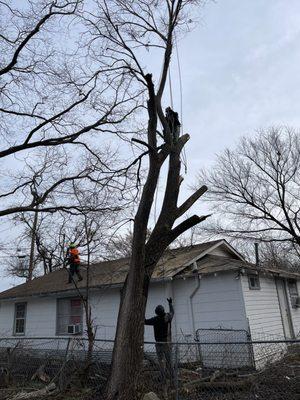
[170,214,211,242]
[177,185,208,217]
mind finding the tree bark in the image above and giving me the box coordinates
[105,265,148,400]
[106,160,162,399]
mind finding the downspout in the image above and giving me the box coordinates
[189,262,201,338]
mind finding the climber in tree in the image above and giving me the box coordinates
[165,107,181,143]
[66,243,83,284]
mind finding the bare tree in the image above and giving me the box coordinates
[199,127,300,249]
[103,226,198,260]
[258,241,300,272]
[6,145,135,280]
[0,0,141,217]
[103,229,153,260]
[81,1,209,398]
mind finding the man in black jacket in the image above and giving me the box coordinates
[145,298,174,382]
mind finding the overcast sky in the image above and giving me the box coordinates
[1,0,300,292]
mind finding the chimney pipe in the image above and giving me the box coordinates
[254,242,260,267]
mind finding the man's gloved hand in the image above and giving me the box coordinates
[167,297,172,304]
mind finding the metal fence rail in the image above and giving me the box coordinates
[0,337,299,399]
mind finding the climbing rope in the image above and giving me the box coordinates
[168,68,174,109]
[174,34,187,174]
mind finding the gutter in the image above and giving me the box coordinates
[189,262,201,336]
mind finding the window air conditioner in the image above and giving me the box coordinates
[67,324,81,334]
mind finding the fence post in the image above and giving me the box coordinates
[174,343,179,400]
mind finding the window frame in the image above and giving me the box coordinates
[56,297,83,336]
[13,302,27,336]
[248,274,261,290]
[288,279,299,308]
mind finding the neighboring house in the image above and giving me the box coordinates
[0,239,299,344]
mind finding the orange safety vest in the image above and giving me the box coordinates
[69,248,80,264]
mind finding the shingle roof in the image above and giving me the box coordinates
[0,240,223,300]
[0,239,298,300]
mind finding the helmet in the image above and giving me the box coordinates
[69,243,76,248]
[155,305,165,316]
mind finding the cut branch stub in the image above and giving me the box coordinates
[177,185,208,217]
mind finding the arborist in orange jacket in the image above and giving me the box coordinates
[66,243,83,284]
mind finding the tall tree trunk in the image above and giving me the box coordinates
[106,263,149,400]
[106,155,161,399]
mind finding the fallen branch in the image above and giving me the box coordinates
[8,339,71,400]
[8,382,57,400]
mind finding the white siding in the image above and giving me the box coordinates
[89,283,171,342]
[26,297,56,336]
[0,275,248,341]
[241,274,285,339]
[0,297,56,337]
[0,285,170,341]
[87,277,300,342]
[172,272,248,341]
[89,288,120,340]
[7,272,294,343]
[0,301,15,336]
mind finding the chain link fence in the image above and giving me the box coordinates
[0,336,299,399]
[195,328,254,369]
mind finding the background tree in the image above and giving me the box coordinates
[0,0,141,217]
[258,241,300,272]
[103,229,151,260]
[103,226,198,260]
[81,1,209,398]
[199,127,300,251]
[5,145,136,280]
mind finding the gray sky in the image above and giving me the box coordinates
[1,0,300,292]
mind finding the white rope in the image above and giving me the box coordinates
[174,34,187,174]
[168,68,174,109]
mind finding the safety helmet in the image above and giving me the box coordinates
[69,243,76,248]
[155,305,165,316]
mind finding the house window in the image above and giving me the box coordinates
[14,303,27,335]
[57,298,83,335]
[248,274,260,290]
[288,280,299,308]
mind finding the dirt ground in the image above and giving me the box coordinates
[1,348,299,400]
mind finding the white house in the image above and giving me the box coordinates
[0,239,299,345]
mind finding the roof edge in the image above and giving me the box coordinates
[181,239,244,269]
